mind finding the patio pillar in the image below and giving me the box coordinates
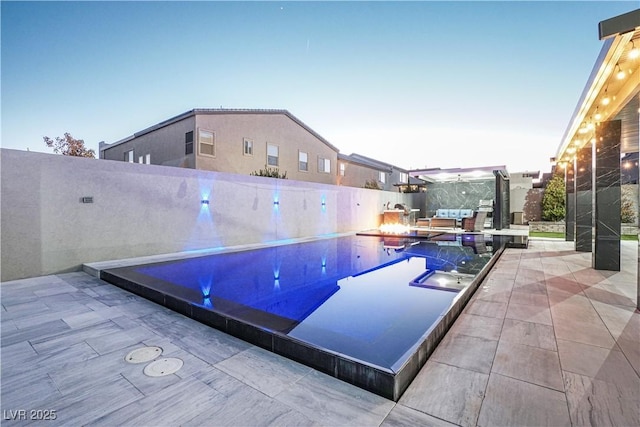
[575,141,592,252]
[592,120,621,271]
[493,170,509,230]
[565,161,575,241]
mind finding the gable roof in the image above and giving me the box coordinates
[338,152,408,173]
[104,109,339,152]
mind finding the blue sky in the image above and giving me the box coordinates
[2,1,637,174]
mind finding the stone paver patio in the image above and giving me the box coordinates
[1,239,638,426]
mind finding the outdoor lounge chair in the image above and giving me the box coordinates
[462,211,487,232]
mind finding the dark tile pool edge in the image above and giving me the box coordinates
[100,241,508,402]
[100,269,398,399]
[389,240,508,399]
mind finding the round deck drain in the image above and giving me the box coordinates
[125,346,162,364]
[143,358,183,377]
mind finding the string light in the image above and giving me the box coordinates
[629,40,639,60]
[594,107,602,121]
[615,63,625,80]
[601,86,610,105]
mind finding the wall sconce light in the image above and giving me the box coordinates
[80,196,93,204]
[201,199,210,205]
[273,200,279,206]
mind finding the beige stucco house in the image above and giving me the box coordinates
[337,153,411,191]
[100,109,340,185]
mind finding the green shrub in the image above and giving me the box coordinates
[621,187,635,223]
[250,166,287,179]
[542,175,565,221]
[364,179,381,190]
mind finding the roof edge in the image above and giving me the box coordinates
[102,109,339,153]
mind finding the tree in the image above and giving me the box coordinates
[621,186,636,224]
[364,179,382,190]
[43,133,95,158]
[541,174,565,221]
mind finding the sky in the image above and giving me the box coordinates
[2,1,638,175]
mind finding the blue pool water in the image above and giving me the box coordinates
[119,233,494,370]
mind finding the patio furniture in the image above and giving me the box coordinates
[429,217,457,228]
[425,208,474,228]
[462,211,488,232]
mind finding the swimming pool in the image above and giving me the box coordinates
[101,233,508,400]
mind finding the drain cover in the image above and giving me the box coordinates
[125,346,163,364]
[143,358,184,377]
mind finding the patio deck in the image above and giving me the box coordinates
[1,239,638,426]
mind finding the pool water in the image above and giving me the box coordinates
[101,233,502,399]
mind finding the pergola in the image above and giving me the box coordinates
[554,9,639,308]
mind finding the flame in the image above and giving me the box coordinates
[379,223,411,234]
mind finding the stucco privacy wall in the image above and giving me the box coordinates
[1,149,411,281]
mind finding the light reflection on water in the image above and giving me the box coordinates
[136,234,493,368]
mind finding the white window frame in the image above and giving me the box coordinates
[267,143,279,167]
[318,157,330,174]
[198,129,215,157]
[299,151,308,172]
[138,155,144,164]
[124,149,134,163]
[379,171,386,184]
[145,153,150,164]
[339,162,346,176]
[399,172,408,183]
[243,138,253,156]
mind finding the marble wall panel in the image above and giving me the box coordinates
[565,162,575,241]
[592,120,621,271]
[575,142,592,252]
[424,180,495,216]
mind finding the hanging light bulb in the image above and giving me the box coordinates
[616,63,625,80]
[601,87,610,105]
[594,107,602,121]
[629,40,639,60]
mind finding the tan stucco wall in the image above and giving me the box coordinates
[101,116,196,169]
[195,113,338,185]
[337,161,385,189]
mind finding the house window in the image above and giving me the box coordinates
[243,138,253,156]
[339,163,346,176]
[267,144,279,167]
[199,129,215,157]
[299,151,308,172]
[145,153,150,164]
[318,157,330,173]
[185,131,194,155]
[399,172,408,183]
[379,171,386,184]
[124,150,134,163]
[138,155,144,164]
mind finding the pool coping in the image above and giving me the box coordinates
[95,233,508,401]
